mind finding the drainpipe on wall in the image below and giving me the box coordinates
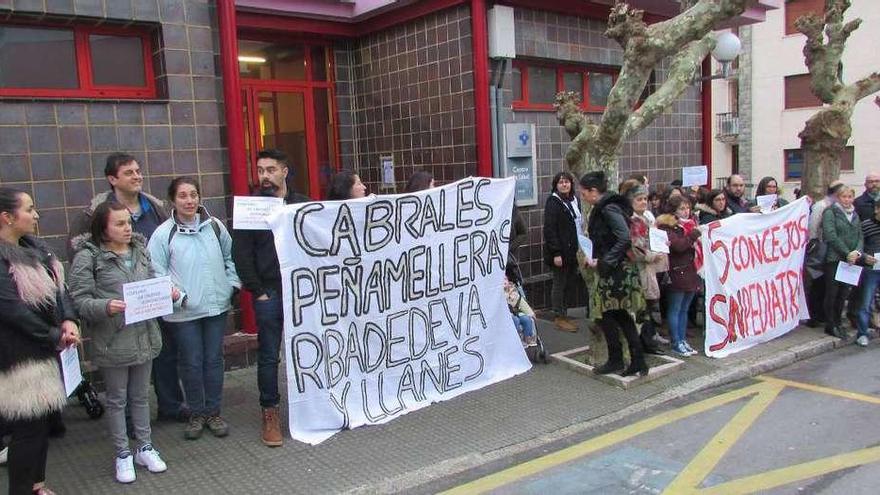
[471,0,493,178]
[217,0,257,334]
[701,57,713,185]
[490,59,508,179]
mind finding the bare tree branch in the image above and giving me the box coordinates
[625,35,714,138]
[849,72,880,102]
[645,0,747,59]
[795,0,860,103]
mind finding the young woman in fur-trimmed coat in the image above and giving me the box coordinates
[0,188,81,495]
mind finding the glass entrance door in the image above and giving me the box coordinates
[238,40,338,199]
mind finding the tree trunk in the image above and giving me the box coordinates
[799,102,852,200]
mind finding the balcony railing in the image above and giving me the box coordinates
[715,112,739,144]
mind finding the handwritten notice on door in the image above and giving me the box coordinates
[233,196,284,230]
[123,276,173,325]
[682,166,708,187]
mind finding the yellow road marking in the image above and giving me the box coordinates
[758,375,880,405]
[698,445,880,494]
[662,383,784,495]
[440,382,769,495]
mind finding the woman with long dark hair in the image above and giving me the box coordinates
[694,188,732,225]
[656,195,702,357]
[753,176,789,210]
[0,187,81,495]
[581,171,648,376]
[327,170,367,200]
[542,171,583,332]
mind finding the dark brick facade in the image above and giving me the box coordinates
[335,4,478,192]
[0,0,228,261]
[502,9,703,292]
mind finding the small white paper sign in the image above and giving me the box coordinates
[578,234,593,259]
[682,165,708,187]
[233,196,284,230]
[874,253,880,270]
[649,228,670,254]
[60,346,82,397]
[123,276,173,325]
[756,194,777,213]
[835,261,863,286]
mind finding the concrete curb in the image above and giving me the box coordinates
[347,335,845,494]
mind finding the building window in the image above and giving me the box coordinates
[784,74,822,109]
[785,0,825,35]
[784,146,854,181]
[731,145,739,175]
[512,60,625,112]
[0,21,156,99]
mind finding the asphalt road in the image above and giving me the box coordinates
[429,343,880,495]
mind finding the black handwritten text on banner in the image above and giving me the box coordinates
[268,177,531,444]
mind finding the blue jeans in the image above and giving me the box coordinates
[152,319,186,416]
[857,270,880,338]
[254,289,284,408]
[666,291,696,346]
[172,313,227,417]
[511,314,535,337]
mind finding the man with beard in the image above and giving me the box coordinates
[723,174,759,215]
[232,149,310,447]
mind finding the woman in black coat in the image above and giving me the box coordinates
[543,171,583,332]
[581,171,648,376]
[0,188,81,495]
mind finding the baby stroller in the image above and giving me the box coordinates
[71,340,104,420]
[506,259,548,364]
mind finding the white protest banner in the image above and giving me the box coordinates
[268,177,531,445]
[755,194,777,213]
[123,276,173,325]
[701,197,811,358]
[649,228,670,254]
[233,196,284,230]
[682,165,708,187]
[60,346,82,396]
[835,262,862,286]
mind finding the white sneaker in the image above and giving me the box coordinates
[135,444,167,473]
[857,335,869,347]
[115,453,136,484]
[0,446,8,465]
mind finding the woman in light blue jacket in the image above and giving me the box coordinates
[148,177,240,441]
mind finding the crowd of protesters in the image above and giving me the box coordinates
[1,146,878,493]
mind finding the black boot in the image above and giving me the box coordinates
[621,359,649,377]
[594,361,624,375]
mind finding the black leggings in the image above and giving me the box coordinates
[600,309,646,366]
[6,415,50,495]
[824,262,852,332]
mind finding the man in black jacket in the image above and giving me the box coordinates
[854,172,880,222]
[232,149,310,448]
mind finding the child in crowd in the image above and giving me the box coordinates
[505,276,538,347]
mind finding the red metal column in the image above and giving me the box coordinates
[217,0,257,334]
[470,0,493,178]
[701,57,713,185]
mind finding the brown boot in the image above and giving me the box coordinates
[261,407,283,447]
[554,316,578,333]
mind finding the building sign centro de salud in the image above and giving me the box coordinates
[267,177,532,444]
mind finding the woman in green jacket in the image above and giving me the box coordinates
[822,186,863,339]
[69,202,172,484]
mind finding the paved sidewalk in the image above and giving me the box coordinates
[0,315,848,494]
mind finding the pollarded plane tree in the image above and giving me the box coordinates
[795,0,880,200]
[555,0,750,187]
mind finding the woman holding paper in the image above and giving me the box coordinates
[543,171,583,332]
[822,186,863,339]
[753,177,789,210]
[148,177,241,441]
[580,171,648,376]
[0,187,80,495]
[656,195,702,357]
[69,202,167,484]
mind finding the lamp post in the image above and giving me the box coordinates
[695,31,742,82]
